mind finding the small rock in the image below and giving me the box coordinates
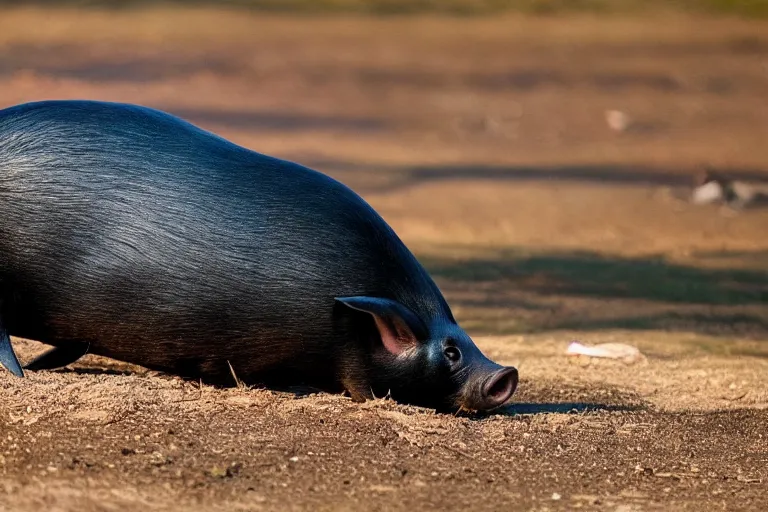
[605,110,631,132]
[227,462,243,477]
[208,466,228,478]
[370,484,396,493]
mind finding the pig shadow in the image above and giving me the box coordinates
[496,402,638,416]
[41,367,136,377]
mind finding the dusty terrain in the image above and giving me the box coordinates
[0,8,767,511]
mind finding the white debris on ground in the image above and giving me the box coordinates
[566,341,644,364]
[690,180,725,204]
[690,169,768,209]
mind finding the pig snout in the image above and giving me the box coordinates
[463,365,518,411]
[482,366,519,408]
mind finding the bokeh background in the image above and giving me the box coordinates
[1,1,767,510]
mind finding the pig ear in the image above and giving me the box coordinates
[336,297,428,356]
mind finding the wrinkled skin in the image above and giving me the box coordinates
[0,100,518,412]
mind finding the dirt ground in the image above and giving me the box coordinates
[1,8,767,511]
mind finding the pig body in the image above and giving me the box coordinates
[0,100,517,411]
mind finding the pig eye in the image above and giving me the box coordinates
[444,346,461,363]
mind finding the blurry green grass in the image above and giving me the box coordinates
[418,248,768,340]
[421,249,768,306]
[2,0,768,17]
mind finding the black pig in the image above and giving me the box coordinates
[0,100,517,412]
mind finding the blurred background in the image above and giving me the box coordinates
[0,0,766,352]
